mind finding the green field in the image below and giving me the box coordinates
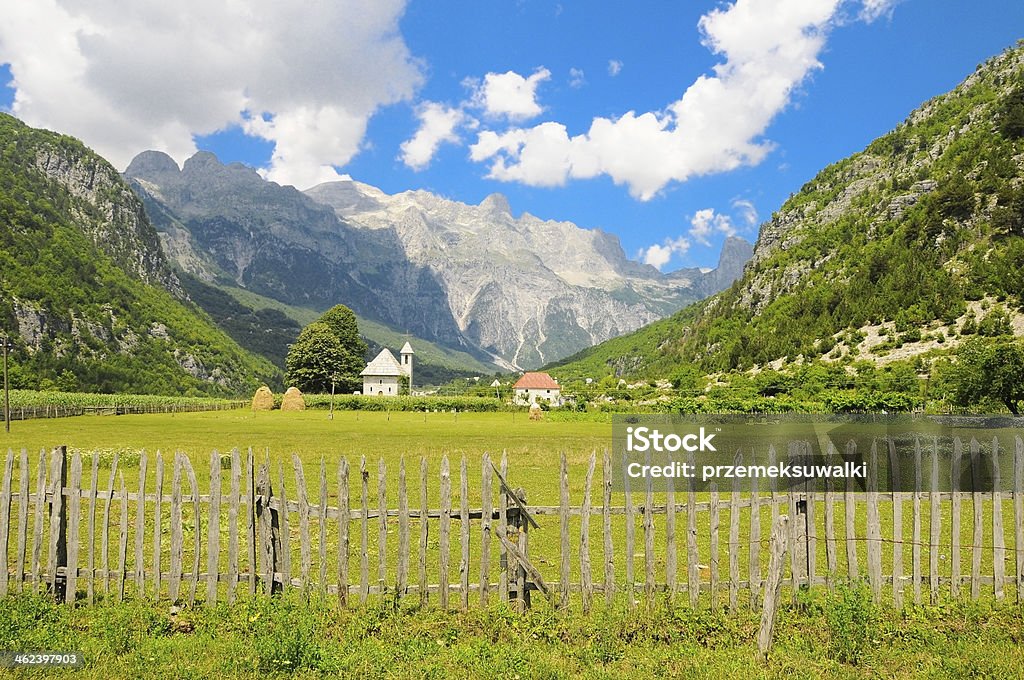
[0,410,607,498]
[2,410,1024,678]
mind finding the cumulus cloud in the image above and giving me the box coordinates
[642,235,690,270]
[608,60,623,77]
[472,67,551,120]
[0,0,422,188]
[688,208,737,247]
[469,0,893,200]
[399,102,467,170]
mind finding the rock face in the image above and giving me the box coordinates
[0,113,278,394]
[33,144,183,296]
[127,152,751,369]
[306,181,752,368]
[125,152,470,355]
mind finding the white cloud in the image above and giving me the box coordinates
[473,67,551,120]
[608,60,623,77]
[399,102,467,171]
[0,0,422,189]
[731,198,759,227]
[642,235,690,270]
[468,0,890,200]
[688,208,736,247]
[569,67,586,89]
[859,0,900,22]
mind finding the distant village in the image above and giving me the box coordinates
[359,342,566,407]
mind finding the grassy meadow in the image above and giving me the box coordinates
[2,409,1023,679]
[1,587,1023,679]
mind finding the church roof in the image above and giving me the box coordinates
[400,341,414,354]
[512,372,560,390]
[360,348,404,377]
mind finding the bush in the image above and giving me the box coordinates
[824,582,878,665]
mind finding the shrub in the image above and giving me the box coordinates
[824,582,878,665]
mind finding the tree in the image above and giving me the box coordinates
[318,305,368,359]
[947,338,1024,415]
[285,322,363,393]
[998,80,1024,140]
[285,305,368,393]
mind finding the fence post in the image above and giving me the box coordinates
[47,446,68,601]
[515,487,530,612]
[256,464,281,596]
[757,514,790,659]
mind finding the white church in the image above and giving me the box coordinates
[360,342,414,396]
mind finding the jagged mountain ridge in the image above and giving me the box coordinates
[125,150,471,354]
[0,113,278,394]
[127,151,750,369]
[554,43,1024,378]
[305,180,752,368]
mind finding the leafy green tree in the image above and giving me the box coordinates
[285,322,363,393]
[998,80,1024,139]
[317,305,368,360]
[947,338,1024,414]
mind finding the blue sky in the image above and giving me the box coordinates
[1,1,1022,269]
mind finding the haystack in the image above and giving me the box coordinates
[528,403,543,421]
[281,386,306,411]
[251,385,275,411]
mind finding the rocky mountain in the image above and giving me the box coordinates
[305,181,751,368]
[126,151,750,369]
[553,43,1024,379]
[125,152,491,365]
[0,113,279,394]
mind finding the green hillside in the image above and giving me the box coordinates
[553,44,1024,383]
[0,113,279,395]
[214,283,498,384]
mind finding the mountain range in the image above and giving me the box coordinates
[124,152,751,371]
[0,109,750,393]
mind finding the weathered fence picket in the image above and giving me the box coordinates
[398,457,409,595]
[16,450,29,595]
[135,452,148,598]
[65,452,80,604]
[480,453,492,606]
[580,453,594,613]
[602,448,615,606]
[208,451,221,604]
[101,453,117,597]
[0,450,14,597]
[951,438,962,599]
[460,456,470,610]
[228,449,240,603]
[559,452,570,610]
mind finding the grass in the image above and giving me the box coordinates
[1,411,1023,676]
[0,587,1022,678]
[0,409,606,472]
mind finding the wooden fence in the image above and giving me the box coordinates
[0,437,1022,611]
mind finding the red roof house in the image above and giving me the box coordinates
[512,372,561,405]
